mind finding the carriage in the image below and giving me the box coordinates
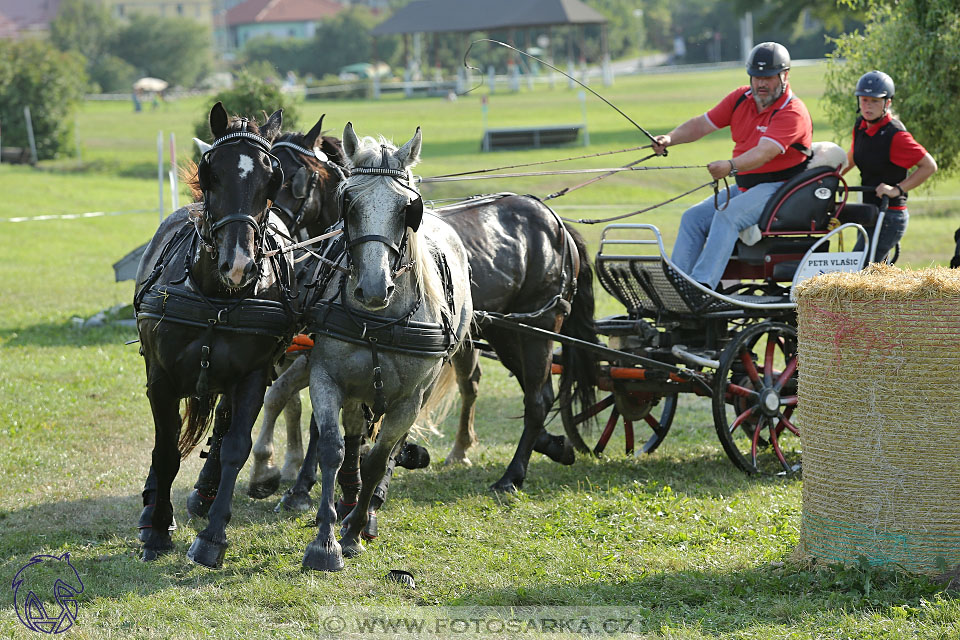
[516,164,894,476]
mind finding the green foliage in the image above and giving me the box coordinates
[191,72,300,151]
[87,54,138,94]
[307,7,400,77]
[109,13,212,88]
[0,39,87,159]
[240,35,313,79]
[824,0,960,176]
[49,0,118,92]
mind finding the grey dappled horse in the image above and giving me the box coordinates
[293,124,472,571]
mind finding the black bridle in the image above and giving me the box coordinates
[196,128,283,257]
[270,140,350,233]
[338,145,423,276]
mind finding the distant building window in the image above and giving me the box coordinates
[116,4,124,16]
[177,4,184,15]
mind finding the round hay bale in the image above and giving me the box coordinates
[795,264,960,574]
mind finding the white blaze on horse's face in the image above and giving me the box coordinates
[237,154,254,179]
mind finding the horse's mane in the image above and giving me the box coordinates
[181,113,274,203]
[273,130,342,187]
[340,135,447,315]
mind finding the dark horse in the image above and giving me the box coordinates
[134,103,296,567]
[436,194,598,492]
[185,115,349,505]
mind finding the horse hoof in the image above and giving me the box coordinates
[534,432,575,465]
[395,443,430,469]
[187,536,227,569]
[186,490,216,519]
[302,540,344,572]
[141,547,166,562]
[140,536,174,562]
[247,470,281,499]
[335,499,357,522]
[444,454,471,467]
[340,537,365,559]
[276,489,312,513]
[362,511,378,541]
[137,505,176,542]
[490,479,519,494]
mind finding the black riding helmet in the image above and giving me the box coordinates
[855,70,895,98]
[746,42,790,77]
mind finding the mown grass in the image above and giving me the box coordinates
[2,64,960,639]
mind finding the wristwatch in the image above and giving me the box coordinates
[895,184,905,197]
[728,159,738,176]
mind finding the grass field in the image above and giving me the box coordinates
[2,64,960,639]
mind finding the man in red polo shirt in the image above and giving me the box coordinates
[652,42,812,290]
[842,70,937,263]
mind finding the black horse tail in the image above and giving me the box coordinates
[178,395,219,460]
[558,224,599,423]
[951,226,960,268]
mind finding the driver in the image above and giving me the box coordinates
[841,70,937,263]
[652,42,812,291]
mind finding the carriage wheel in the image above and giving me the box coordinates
[560,388,678,457]
[712,321,800,476]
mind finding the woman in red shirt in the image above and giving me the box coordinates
[843,70,937,262]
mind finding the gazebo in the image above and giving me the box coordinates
[370,0,609,72]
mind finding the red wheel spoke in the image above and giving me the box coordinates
[624,420,635,455]
[577,394,614,422]
[776,412,800,437]
[763,335,777,385]
[774,358,798,391]
[779,395,798,407]
[593,407,620,456]
[730,406,755,435]
[739,350,761,385]
[726,383,759,401]
[768,418,790,470]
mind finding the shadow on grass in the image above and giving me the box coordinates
[0,322,137,348]
[444,564,943,636]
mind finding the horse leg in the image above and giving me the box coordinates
[446,347,480,466]
[186,396,230,518]
[491,338,558,493]
[277,413,319,512]
[249,355,308,498]
[279,383,306,482]
[137,466,176,542]
[187,369,268,568]
[302,373,346,572]
[141,376,181,561]
[335,433,363,521]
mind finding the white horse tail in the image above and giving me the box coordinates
[408,361,458,439]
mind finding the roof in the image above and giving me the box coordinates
[0,0,61,37]
[226,0,343,26]
[371,0,606,36]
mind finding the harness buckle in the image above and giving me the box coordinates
[200,345,210,369]
[217,308,227,324]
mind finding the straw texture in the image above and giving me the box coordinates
[796,264,960,574]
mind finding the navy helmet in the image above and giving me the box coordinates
[855,70,895,99]
[746,42,790,77]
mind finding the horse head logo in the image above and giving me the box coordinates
[12,552,84,634]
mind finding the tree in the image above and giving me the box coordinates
[823,0,960,176]
[110,13,212,88]
[191,71,300,157]
[0,40,88,159]
[49,0,128,92]
[305,7,397,78]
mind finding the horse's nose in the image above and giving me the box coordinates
[354,283,394,309]
[220,255,256,288]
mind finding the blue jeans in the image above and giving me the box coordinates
[670,181,783,288]
[854,209,908,263]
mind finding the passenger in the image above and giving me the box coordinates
[842,70,937,262]
[652,42,813,290]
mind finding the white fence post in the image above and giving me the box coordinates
[23,106,38,165]
[157,130,164,223]
[168,132,179,212]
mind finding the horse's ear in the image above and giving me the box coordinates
[395,127,422,168]
[209,101,228,139]
[342,122,360,162]
[262,109,283,141]
[303,114,325,148]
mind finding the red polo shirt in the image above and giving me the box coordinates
[848,113,927,169]
[704,84,813,177]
